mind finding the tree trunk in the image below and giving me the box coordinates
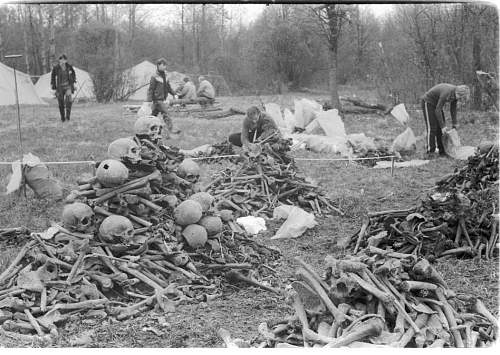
[181,4,185,61]
[472,31,482,109]
[113,29,120,101]
[220,4,224,54]
[20,6,31,74]
[96,4,99,22]
[82,4,88,24]
[200,4,206,73]
[129,4,136,48]
[192,5,198,69]
[0,28,4,60]
[38,5,47,73]
[48,5,55,68]
[328,46,341,110]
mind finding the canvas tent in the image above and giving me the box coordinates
[0,61,46,106]
[34,66,95,101]
[119,60,157,101]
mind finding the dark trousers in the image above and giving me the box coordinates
[228,129,261,147]
[152,101,173,132]
[422,100,445,154]
[56,87,72,121]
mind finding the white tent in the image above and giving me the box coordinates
[0,61,47,106]
[34,66,95,101]
[119,60,188,101]
[120,60,157,101]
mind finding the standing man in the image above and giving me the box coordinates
[228,106,280,150]
[145,58,179,137]
[176,77,196,101]
[51,54,76,122]
[196,76,215,105]
[421,83,470,157]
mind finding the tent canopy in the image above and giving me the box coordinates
[34,66,95,101]
[119,60,157,101]
[0,62,47,106]
[119,60,188,101]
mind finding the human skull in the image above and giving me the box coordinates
[99,215,134,244]
[107,137,141,163]
[96,159,129,187]
[62,202,95,233]
[177,159,200,182]
[134,115,164,141]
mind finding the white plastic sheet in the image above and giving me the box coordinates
[282,108,296,134]
[236,216,267,235]
[272,205,317,240]
[391,127,417,153]
[294,98,322,128]
[315,109,346,138]
[390,103,410,125]
[290,133,351,155]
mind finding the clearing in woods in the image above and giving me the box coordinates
[0,89,498,347]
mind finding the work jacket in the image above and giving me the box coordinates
[51,64,76,92]
[147,70,175,102]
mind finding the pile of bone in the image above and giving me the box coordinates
[350,143,499,259]
[0,115,282,342]
[220,253,498,348]
[207,136,343,217]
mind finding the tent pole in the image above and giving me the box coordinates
[5,54,24,157]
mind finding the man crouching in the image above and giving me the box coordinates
[228,106,280,151]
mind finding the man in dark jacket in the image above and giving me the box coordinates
[421,83,470,157]
[145,58,179,137]
[51,54,76,122]
[228,106,279,149]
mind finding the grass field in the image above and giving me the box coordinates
[0,88,498,347]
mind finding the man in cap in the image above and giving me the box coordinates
[51,54,76,122]
[421,83,470,158]
[145,57,180,137]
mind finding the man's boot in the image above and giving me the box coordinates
[59,105,66,122]
[65,100,72,121]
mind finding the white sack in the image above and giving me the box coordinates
[282,108,296,134]
[272,205,317,240]
[304,119,324,135]
[294,98,322,129]
[442,128,477,160]
[290,133,351,155]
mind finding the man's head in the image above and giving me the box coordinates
[58,54,67,65]
[247,106,261,125]
[455,85,470,102]
[198,76,205,83]
[156,58,167,72]
[183,77,190,83]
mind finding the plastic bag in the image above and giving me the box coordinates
[137,102,152,117]
[294,99,322,129]
[442,128,476,160]
[390,103,409,125]
[316,109,346,138]
[391,127,416,153]
[271,205,317,240]
[282,108,296,134]
[236,216,267,235]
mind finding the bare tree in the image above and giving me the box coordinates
[311,4,350,110]
[48,4,55,68]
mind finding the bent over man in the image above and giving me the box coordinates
[228,106,279,150]
[421,83,470,157]
[146,57,179,137]
[51,54,76,122]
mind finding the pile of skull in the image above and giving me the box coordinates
[0,115,280,341]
